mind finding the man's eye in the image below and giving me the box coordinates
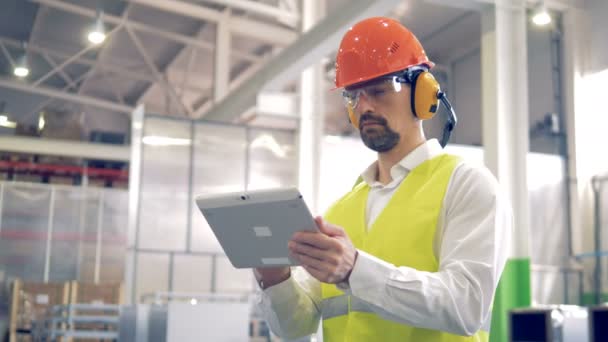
[368,88,386,97]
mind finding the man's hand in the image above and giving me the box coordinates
[288,216,358,284]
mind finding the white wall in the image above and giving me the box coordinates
[451,49,482,146]
[446,21,562,154]
[587,0,608,74]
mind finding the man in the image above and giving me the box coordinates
[254,17,511,341]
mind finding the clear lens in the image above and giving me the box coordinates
[342,89,361,108]
[341,77,403,110]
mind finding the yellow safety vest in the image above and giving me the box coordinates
[321,154,489,342]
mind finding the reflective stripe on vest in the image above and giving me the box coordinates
[322,295,374,320]
[322,294,492,336]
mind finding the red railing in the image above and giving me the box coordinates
[0,160,128,180]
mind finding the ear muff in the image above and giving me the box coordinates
[410,71,441,120]
[347,104,359,129]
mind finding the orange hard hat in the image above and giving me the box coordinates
[334,17,434,89]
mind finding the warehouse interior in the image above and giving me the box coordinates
[0,0,607,341]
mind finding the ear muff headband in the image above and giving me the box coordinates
[410,71,441,120]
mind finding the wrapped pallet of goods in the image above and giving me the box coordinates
[68,282,124,339]
[8,279,70,342]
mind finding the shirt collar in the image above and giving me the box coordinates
[360,139,444,187]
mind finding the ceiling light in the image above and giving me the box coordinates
[14,66,29,77]
[88,31,106,45]
[88,10,106,45]
[532,3,552,26]
[13,54,29,78]
[38,112,46,131]
[0,115,17,129]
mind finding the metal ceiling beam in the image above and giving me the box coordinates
[474,0,578,10]
[201,0,402,122]
[196,0,299,23]
[30,0,262,62]
[214,9,231,103]
[32,24,122,88]
[78,6,131,97]
[41,53,77,91]
[0,37,209,94]
[0,77,134,114]
[128,0,298,45]
[426,0,578,11]
[192,48,273,117]
[24,68,94,121]
[0,42,16,67]
[27,4,48,54]
[0,36,156,83]
[126,26,193,116]
[135,23,211,109]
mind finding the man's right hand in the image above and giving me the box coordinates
[254,267,291,289]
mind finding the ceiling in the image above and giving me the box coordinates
[0,0,481,137]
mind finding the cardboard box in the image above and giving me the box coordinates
[69,282,124,306]
[68,282,123,338]
[8,279,70,341]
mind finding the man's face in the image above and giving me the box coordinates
[344,77,414,153]
[358,112,400,153]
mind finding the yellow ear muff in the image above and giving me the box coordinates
[411,71,441,120]
[347,103,359,129]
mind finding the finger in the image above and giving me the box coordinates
[301,263,327,282]
[291,232,335,250]
[288,241,328,261]
[317,218,345,237]
[314,216,324,229]
[292,251,328,271]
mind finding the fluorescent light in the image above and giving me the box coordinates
[38,114,45,131]
[532,8,551,26]
[142,135,191,146]
[14,66,29,78]
[88,31,106,45]
[0,115,17,129]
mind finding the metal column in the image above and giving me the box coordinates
[481,1,531,340]
[126,104,145,304]
[298,0,325,214]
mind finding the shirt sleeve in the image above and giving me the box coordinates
[343,162,513,336]
[253,267,322,339]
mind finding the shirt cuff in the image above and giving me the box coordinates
[347,250,395,299]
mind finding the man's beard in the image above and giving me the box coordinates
[359,112,400,153]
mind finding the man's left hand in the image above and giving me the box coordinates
[288,216,358,284]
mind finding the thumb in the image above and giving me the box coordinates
[315,216,345,237]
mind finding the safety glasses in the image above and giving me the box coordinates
[342,76,405,111]
[342,76,406,127]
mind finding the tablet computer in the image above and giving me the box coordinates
[195,188,318,268]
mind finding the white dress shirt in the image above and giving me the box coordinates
[254,139,513,339]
